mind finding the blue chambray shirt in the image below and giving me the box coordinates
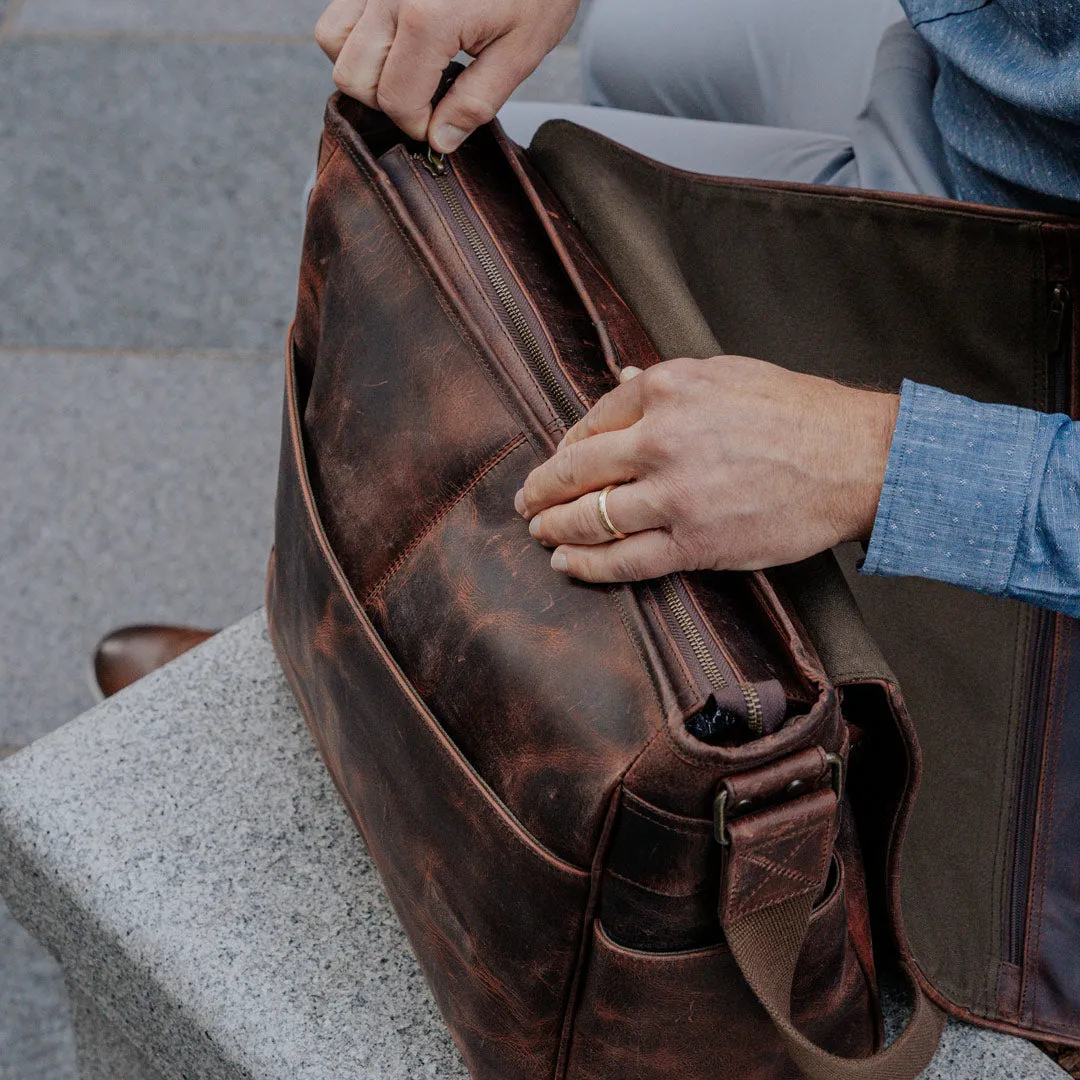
[862,1,1080,616]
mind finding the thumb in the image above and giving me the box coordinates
[428,35,538,153]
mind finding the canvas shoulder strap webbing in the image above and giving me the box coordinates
[718,786,944,1079]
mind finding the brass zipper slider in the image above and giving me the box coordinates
[423,147,447,177]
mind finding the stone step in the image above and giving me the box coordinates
[0,612,1067,1079]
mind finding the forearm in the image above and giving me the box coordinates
[862,380,1080,616]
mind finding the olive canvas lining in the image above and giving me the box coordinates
[529,118,1052,1018]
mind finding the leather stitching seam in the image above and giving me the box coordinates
[621,791,713,834]
[363,434,527,606]
[403,155,560,430]
[726,808,832,918]
[556,726,667,1080]
[326,130,551,449]
[605,865,712,900]
[728,824,830,922]
[610,586,668,725]
[315,139,341,181]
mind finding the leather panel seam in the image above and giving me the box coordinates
[363,433,528,606]
[324,128,557,457]
[401,154,560,431]
[621,789,713,833]
[605,865,712,901]
[281,337,588,877]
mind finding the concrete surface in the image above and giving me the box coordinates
[0,898,77,1080]
[0,41,330,353]
[0,6,589,1070]
[0,616,468,1080]
[10,0,327,37]
[0,613,1069,1080]
[68,983,167,1080]
[0,349,282,747]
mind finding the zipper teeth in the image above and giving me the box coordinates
[740,681,764,735]
[659,577,763,736]
[431,166,581,426]
[427,155,763,737]
[659,577,727,689]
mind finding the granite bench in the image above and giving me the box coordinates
[0,612,1067,1080]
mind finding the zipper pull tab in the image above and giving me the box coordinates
[423,147,447,177]
[1046,283,1070,356]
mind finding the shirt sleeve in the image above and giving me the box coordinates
[862,379,1080,617]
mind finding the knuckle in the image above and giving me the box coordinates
[374,83,401,113]
[634,422,669,465]
[447,88,498,128]
[314,16,340,49]
[397,0,440,32]
[522,473,541,512]
[640,363,676,403]
[564,419,587,444]
[553,446,579,489]
[576,495,599,536]
[607,553,640,581]
[331,66,355,92]
[542,507,567,544]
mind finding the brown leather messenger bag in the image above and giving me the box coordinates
[267,78,1080,1079]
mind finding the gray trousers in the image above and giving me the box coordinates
[500,0,951,197]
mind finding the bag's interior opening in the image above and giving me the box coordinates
[528,117,1055,1017]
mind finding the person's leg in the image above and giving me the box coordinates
[579,0,905,140]
[500,102,854,184]
[503,10,951,199]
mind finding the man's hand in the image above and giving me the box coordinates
[515,356,900,583]
[315,0,581,154]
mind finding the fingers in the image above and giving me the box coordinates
[428,33,538,153]
[528,482,663,547]
[516,430,638,520]
[315,0,367,61]
[331,3,396,107]
[558,371,646,452]
[372,7,460,140]
[550,531,681,583]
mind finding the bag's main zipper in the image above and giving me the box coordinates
[1006,278,1073,970]
[416,148,763,734]
[656,576,764,736]
[422,149,581,424]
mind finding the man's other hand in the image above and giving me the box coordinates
[316,0,581,154]
[515,357,901,583]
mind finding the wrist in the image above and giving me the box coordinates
[858,391,900,539]
[834,389,900,543]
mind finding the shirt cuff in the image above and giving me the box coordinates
[862,380,1050,594]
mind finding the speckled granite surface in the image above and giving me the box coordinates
[0,613,1066,1079]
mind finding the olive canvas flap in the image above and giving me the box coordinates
[528,118,1080,1043]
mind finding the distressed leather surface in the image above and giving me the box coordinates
[567,865,874,1080]
[269,92,880,1078]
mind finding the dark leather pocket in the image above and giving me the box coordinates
[567,856,874,1079]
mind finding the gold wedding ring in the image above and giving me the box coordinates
[597,485,628,540]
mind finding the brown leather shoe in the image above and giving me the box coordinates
[92,624,216,699]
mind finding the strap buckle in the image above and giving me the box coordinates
[713,751,843,846]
